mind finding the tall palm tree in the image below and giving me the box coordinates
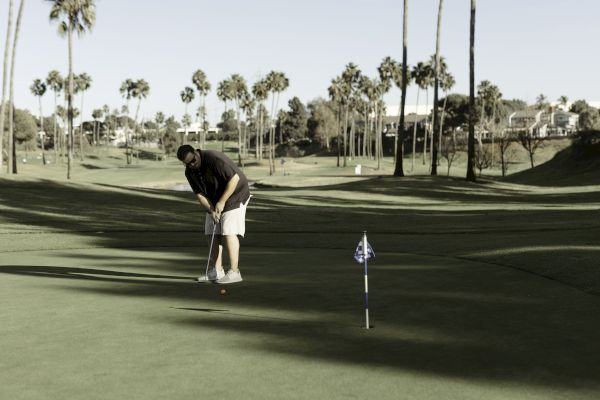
[357,75,374,160]
[30,79,47,165]
[192,69,210,147]
[7,0,25,174]
[438,70,455,152]
[91,108,102,147]
[252,79,269,160]
[119,78,135,164]
[466,0,477,182]
[420,62,434,165]
[341,63,361,167]
[0,0,14,172]
[265,71,289,175]
[102,104,109,146]
[240,92,255,159]
[374,80,390,170]
[476,79,491,146]
[75,72,91,160]
[48,0,96,179]
[132,78,149,159]
[180,86,194,143]
[216,79,233,152]
[46,70,63,161]
[394,0,409,177]
[431,0,444,175]
[328,76,345,167]
[154,111,165,154]
[487,84,502,167]
[410,62,427,171]
[229,73,248,167]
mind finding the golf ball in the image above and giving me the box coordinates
[219,288,226,295]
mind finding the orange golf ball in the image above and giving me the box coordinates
[219,288,226,295]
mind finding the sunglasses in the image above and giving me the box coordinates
[184,153,197,167]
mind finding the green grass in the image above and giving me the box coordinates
[1,143,600,399]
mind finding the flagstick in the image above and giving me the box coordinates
[363,231,370,329]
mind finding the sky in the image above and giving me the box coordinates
[3,0,600,125]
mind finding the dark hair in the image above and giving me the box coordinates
[177,144,196,161]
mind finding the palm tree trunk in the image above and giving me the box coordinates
[431,0,444,176]
[411,88,420,172]
[0,0,13,173]
[39,96,46,165]
[438,92,448,164]
[53,92,58,162]
[79,92,85,161]
[466,0,477,182]
[67,21,74,179]
[8,0,25,174]
[423,88,429,165]
[343,105,348,167]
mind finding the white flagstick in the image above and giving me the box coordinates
[363,231,370,329]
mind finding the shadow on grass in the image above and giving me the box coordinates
[1,261,599,390]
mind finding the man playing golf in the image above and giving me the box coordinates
[177,144,250,284]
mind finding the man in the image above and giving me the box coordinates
[177,144,250,284]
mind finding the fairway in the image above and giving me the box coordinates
[2,162,600,400]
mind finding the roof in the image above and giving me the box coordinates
[512,109,542,119]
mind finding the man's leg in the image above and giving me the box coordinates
[223,235,240,272]
[208,236,224,273]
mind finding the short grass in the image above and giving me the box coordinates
[1,141,600,399]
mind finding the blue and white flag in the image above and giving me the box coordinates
[354,240,375,264]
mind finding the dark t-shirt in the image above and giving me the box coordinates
[185,149,250,213]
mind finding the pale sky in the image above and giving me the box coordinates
[4,0,600,125]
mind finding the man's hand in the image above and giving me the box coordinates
[215,201,225,218]
[210,207,220,224]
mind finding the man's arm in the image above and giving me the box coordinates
[195,193,213,213]
[214,173,240,216]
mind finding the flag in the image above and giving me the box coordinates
[354,240,375,264]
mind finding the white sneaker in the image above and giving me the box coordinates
[217,270,243,284]
[197,268,225,283]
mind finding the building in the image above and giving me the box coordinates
[507,109,551,137]
[549,110,579,136]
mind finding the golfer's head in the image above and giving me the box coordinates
[177,145,199,169]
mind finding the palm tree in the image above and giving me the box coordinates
[7,0,25,174]
[394,0,409,177]
[252,79,269,160]
[240,92,256,158]
[0,0,14,172]
[91,108,102,147]
[342,63,361,167]
[431,0,444,176]
[119,78,135,164]
[102,104,109,146]
[437,70,455,153]
[154,111,165,154]
[30,79,47,165]
[535,93,548,110]
[48,0,96,179]
[180,86,194,143]
[328,76,345,167]
[46,70,63,161]
[75,72,91,160]
[410,62,427,171]
[216,79,233,152]
[192,69,211,147]
[558,95,568,110]
[132,79,149,159]
[229,73,248,167]
[265,71,289,175]
[466,0,477,182]
[420,62,434,165]
[477,79,491,146]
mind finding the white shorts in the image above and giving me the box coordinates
[205,197,250,237]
